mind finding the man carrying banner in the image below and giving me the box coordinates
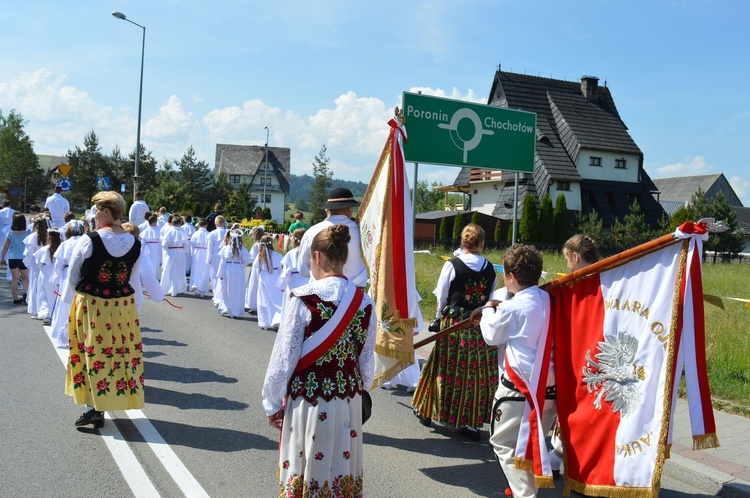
[479,243,557,498]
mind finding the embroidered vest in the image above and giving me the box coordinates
[445,257,495,319]
[76,232,141,298]
[288,293,372,404]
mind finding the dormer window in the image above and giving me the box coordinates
[615,158,627,169]
[589,156,602,167]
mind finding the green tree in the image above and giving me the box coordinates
[294,197,309,212]
[577,210,604,250]
[308,145,333,223]
[452,213,466,244]
[553,194,570,244]
[695,191,745,256]
[0,110,47,209]
[148,159,189,212]
[668,205,693,233]
[439,217,450,245]
[414,180,444,213]
[119,143,158,200]
[177,145,212,204]
[225,180,256,221]
[209,171,234,208]
[519,195,539,243]
[537,193,554,244]
[612,199,652,251]
[470,210,481,225]
[67,130,112,207]
[493,219,504,246]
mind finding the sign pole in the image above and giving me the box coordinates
[512,172,519,244]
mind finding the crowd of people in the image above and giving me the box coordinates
[1,184,600,497]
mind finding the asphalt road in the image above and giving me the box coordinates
[0,277,714,497]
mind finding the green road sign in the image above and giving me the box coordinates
[402,92,536,172]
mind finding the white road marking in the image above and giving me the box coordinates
[45,325,208,497]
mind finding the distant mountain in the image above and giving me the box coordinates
[288,174,369,202]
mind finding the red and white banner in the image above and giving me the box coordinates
[546,225,717,497]
[358,118,421,386]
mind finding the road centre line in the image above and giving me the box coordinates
[45,324,208,497]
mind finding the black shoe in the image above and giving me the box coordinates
[13,299,24,305]
[457,426,481,441]
[413,407,431,427]
[74,410,104,428]
[22,293,27,304]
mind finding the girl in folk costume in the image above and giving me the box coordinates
[206,215,227,306]
[247,235,284,329]
[50,220,87,348]
[0,213,31,305]
[34,229,62,325]
[23,216,49,317]
[411,223,499,441]
[189,218,211,297]
[65,192,144,429]
[139,214,161,280]
[159,215,190,297]
[244,225,265,311]
[216,229,252,318]
[122,222,164,315]
[276,227,307,317]
[262,224,376,497]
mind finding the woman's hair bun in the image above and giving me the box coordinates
[329,224,350,246]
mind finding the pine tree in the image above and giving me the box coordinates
[67,130,111,207]
[701,191,745,255]
[494,219,503,245]
[577,210,604,251]
[0,110,46,208]
[309,145,333,223]
[538,193,554,244]
[553,194,570,244]
[452,213,466,245]
[471,210,481,225]
[439,217,450,245]
[612,199,651,251]
[519,195,539,243]
[178,145,212,204]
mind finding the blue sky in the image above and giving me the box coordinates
[2,0,748,204]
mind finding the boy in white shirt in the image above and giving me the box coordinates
[478,244,556,498]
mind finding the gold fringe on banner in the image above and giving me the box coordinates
[373,344,415,364]
[513,457,533,473]
[535,476,555,489]
[664,443,671,459]
[693,433,720,450]
[564,478,657,498]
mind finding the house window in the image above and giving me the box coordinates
[556,181,570,191]
[589,156,602,167]
[263,194,271,204]
[615,158,627,169]
[229,175,240,183]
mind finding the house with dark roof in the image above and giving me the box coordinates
[440,71,665,228]
[214,144,291,223]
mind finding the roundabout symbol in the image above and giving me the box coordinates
[438,108,494,163]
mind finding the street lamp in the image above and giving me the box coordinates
[263,126,269,210]
[112,11,145,201]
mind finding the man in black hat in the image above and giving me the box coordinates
[297,187,367,287]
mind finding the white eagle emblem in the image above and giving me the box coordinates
[582,331,645,418]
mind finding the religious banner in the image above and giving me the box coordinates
[357,112,420,386]
[541,222,718,497]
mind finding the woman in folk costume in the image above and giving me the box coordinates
[189,218,211,297]
[244,225,265,311]
[50,220,87,348]
[262,224,376,498]
[139,214,161,280]
[276,227,307,317]
[33,229,63,325]
[411,223,498,441]
[23,215,49,318]
[216,229,252,318]
[159,215,190,297]
[247,235,284,329]
[65,192,144,429]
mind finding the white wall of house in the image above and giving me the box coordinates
[576,149,640,183]
[470,182,502,215]
[549,181,582,211]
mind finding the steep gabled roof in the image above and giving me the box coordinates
[214,144,291,195]
[652,174,743,207]
[730,206,750,235]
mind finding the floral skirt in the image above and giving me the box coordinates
[412,320,499,428]
[64,291,145,411]
[277,395,364,498]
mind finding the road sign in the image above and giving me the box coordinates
[96,177,111,190]
[57,178,72,192]
[9,188,25,195]
[402,92,536,172]
[121,183,126,193]
[58,164,72,177]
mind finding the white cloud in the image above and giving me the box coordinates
[729,175,750,206]
[652,155,714,177]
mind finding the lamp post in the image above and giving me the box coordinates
[112,11,145,202]
[263,126,269,210]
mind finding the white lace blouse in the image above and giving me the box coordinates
[262,276,377,415]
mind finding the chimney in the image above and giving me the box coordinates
[581,75,599,101]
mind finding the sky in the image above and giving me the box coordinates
[1,0,749,205]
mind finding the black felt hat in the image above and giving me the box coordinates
[320,187,360,210]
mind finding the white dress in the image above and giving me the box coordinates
[34,246,58,321]
[23,232,43,316]
[139,225,162,280]
[246,251,283,329]
[206,227,227,304]
[49,235,81,348]
[216,245,251,317]
[276,247,308,318]
[189,228,210,296]
[181,223,196,272]
[159,227,190,296]
[244,242,262,309]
